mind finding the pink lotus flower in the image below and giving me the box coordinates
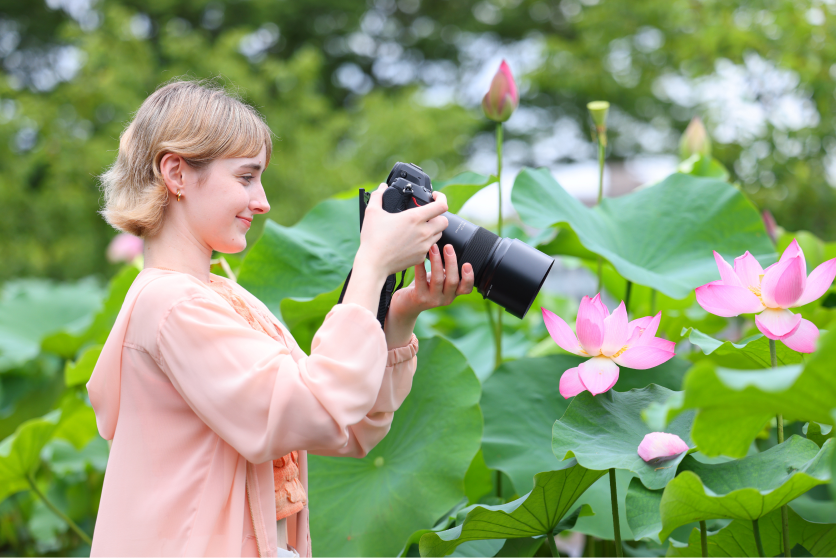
[542,294,677,398]
[107,233,144,263]
[482,60,519,123]
[695,239,836,353]
[637,432,689,464]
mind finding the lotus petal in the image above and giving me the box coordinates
[612,345,675,370]
[733,251,765,290]
[542,308,582,355]
[577,357,620,396]
[601,302,628,357]
[780,318,819,354]
[714,251,743,287]
[695,282,765,317]
[761,252,806,308]
[577,295,607,355]
[755,308,802,340]
[793,258,836,307]
[637,432,690,464]
[559,366,587,398]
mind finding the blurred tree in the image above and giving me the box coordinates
[1,0,835,283]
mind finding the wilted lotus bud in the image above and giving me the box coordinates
[679,116,712,160]
[587,101,610,146]
[482,60,519,123]
[637,432,689,464]
[107,233,144,263]
[762,210,778,244]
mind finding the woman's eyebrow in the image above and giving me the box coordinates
[236,163,262,172]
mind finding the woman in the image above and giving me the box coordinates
[87,80,474,557]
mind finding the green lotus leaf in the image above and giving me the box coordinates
[434,172,496,214]
[511,168,775,299]
[625,477,664,542]
[682,327,803,368]
[0,278,104,372]
[552,385,695,490]
[645,328,836,458]
[418,460,602,557]
[280,286,342,353]
[64,344,103,387]
[308,336,482,557]
[658,437,834,540]
[667,506,836,557]
[804,422,834,448]
[239,197,360,314]
[0,410,61,503]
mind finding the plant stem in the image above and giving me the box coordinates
[752,518,765,557]
[26,474,92,546]
[608,469,623,557]
[595,134,605,291]
[700,520,708,557]
[769,339,791,557]
[495,122,503,370]
[650,289,657,315]
[496,470,502,499]
[624,281,632,314]
[547,532,561,557]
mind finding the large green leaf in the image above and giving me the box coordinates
[0,410,61,503]
[0,279,104,372]
[434,172,496,214]
[682,327,803,368]
[552,385,695,490]
[64,344,103,387]
[625,477,664,542]
[667,505,836,557]
[645,328,836,458]
[658,437,834,540]
[280,287,342,353]
[418,460,602,557]
[238,198,360,314]
[308,336,482,557]
[511,168,775,299]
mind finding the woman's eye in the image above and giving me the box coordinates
[241,175,253,183]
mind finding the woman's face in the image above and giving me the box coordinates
[185,146,270,254]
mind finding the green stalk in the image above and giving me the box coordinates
[595,133,605,291]
[624,281,633,314]
[546,532,561,557]
[608,469,623,557]
[494,122,503,370]
[770,339,791,557]
[700,520,708,557]
[752,518,765,557]
[650,289,657,315]
[26,474,92,546]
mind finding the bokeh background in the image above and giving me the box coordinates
[2,0,836,284]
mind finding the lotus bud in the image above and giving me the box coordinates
[587,101,610,147]
[482,60,519,123]
[107,233,144,263]
[679,116,712,160]
[637,432,689,464]
[761,210,778,244]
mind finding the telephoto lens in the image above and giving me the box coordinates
[384,162,554,319]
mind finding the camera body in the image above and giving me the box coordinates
[378,162,554,319]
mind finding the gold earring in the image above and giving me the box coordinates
[177,189,182,202]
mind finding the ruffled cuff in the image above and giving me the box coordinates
[386,334,419,367]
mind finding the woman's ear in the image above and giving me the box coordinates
[159,153,187,197]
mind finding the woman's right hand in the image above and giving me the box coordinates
[354,183,450,277]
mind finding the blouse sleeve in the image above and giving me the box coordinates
[156,294,393,464]
[310,334,419,458]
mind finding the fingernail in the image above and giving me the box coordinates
[445,245,453,255]
[431,245,439,255]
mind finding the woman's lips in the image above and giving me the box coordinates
[237,216,252,228]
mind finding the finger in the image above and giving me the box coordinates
[366,183,387,209]
[428,244,444,296]
[414,259,429,294]
[457,263,475,295]
[432,191,448,208]
[442,245,460,298]
[426,214,449,235]
[411,195,449,222]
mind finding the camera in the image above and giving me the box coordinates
[376,162,555,319]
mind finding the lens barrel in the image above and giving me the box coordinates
[438,213,554,319]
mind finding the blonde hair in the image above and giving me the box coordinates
[99,79,273,237]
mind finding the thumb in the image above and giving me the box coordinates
[367,182,387,209]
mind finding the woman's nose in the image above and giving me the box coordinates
[251,185,270,214]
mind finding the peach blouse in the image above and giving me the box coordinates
[87,268,419,556]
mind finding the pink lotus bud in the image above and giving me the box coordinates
[107,233,144,263]
[482,60,519,123]
[679,117,712,160]
[761,210,778,244]
[637,432,689,464]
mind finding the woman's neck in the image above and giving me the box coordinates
[143,221,213,284]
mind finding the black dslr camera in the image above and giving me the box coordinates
[339,162,555,327]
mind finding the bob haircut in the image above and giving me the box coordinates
[99,79,273,237]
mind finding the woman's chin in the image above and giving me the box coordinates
[213,238,247,254]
